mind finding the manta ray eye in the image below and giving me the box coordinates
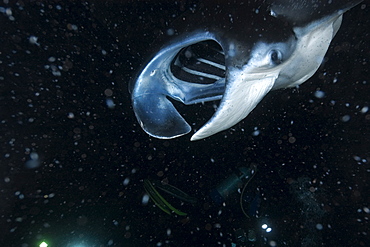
[269,49,283,65]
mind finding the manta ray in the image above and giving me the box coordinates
[130,0,363,141]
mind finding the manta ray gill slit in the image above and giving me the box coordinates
[170,40,226,86]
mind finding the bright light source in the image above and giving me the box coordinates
[261,224,268,229]
[40,242,48,247]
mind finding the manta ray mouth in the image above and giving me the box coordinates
[171,40,226,87]
[168,40,231,138]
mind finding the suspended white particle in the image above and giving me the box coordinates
[123,178,130,186]
[360,106,368,113]
[142,194,149,205]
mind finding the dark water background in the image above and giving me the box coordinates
[1,1,369,246]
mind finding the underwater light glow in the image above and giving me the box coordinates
[261,223,272,232]
[39,242,48,247]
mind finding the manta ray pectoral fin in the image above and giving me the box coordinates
[190,68,279,141]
